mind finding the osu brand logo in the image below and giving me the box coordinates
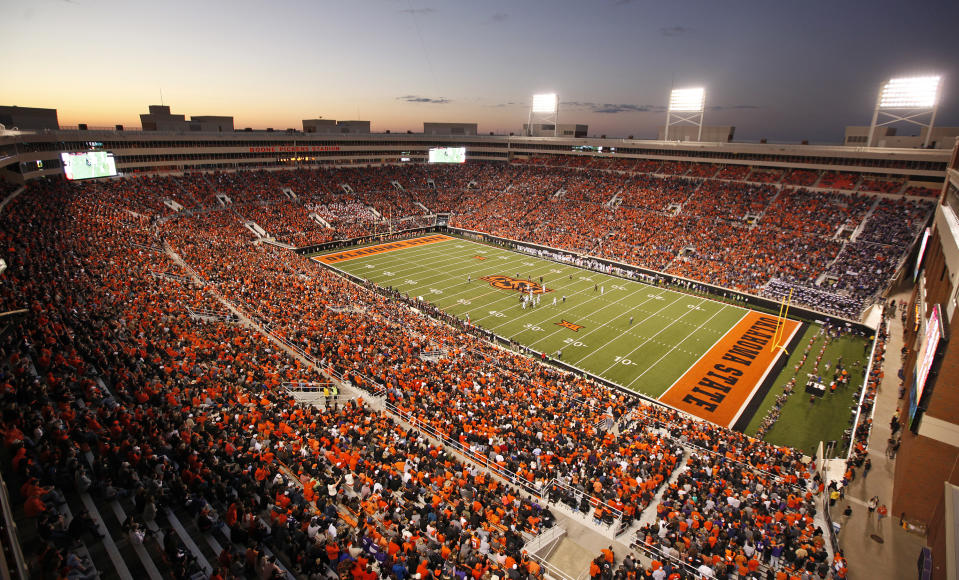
[481,275,552,294]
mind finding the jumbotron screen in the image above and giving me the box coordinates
[910,303,943,423]
[61,151,118,180]
[428,147,466,164]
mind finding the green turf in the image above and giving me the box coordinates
[744,327,869,456]
[314,235,869,453]
[319,237,748,397]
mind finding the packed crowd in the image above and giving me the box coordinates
[50,159,932,320]
[858,178,904,194]
[0,170,862,579]
[0,180,568,580]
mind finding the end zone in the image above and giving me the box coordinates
[313,234,454,264]
[658,311,801,428]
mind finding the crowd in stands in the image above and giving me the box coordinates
[903,185,940,197]
[858,178,904,194]
[0,179,570,580]
[685,164,717,179]
[782,170,819,187]
[817,172,858,191]
[763,280,866,320]
[747,169,783,184]
[0,157,932,579]
[45,158,929,319]
[0,166,877,579]
[715,165,751,181]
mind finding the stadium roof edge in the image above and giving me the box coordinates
[1,129,951,157]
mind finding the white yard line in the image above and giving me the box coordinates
[655,310,752,398]
[523,287,668,348]
[621,302,730,388]
[573,293,689,367]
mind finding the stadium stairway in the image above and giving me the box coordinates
[162,243,362,402]
[164,234,651,544]
[0,185,25,214]
[849,196,883,242]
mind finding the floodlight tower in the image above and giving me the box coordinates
[664,87,705,141]
[868,75,942,148]
[528,93,559,137]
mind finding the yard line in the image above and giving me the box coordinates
[619,302,730,386]
[573,293,689,367]
[653,309,751,396]
[339,238,635,326]
[346,243,595,318]
[335,237,712,352]
[522,286,667,347]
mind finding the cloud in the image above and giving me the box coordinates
[659,26,688,37]
[563,101,664,114]
[398,7,436,15]
[592,103,657,114]
[490,12,508,23]
[709,104,760,111]
[397,95,450,104]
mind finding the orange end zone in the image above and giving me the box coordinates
[313,234,454,264]
[658,310,801,428]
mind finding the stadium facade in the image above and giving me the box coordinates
[896,144,959,578]
[0,129,950,185]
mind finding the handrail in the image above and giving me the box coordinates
[664,433,809,495]
[0,474,29,579]
[847,314,883,461]
[633,530,777,578]
[629,538,701,578]
[281,381,334,392]
[382,398,626,531]
[526,551,577,580]
[545,478,623,520]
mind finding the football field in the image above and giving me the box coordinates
[313,234,800,428]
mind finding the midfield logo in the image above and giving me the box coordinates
[556,320,584,332]
[474,256,488,260]
[481,275,552,295]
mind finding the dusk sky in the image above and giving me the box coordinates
[2,0,957,143]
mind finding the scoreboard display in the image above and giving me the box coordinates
[61,151,118,180]
[428,147,465,164]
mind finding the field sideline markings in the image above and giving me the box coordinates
[483,270,656,331]
[656,311,802,427]
[337,237,737,378]
[337,238,560,301]
[654,310,750,400]
[342,238,644,326]
[571,293,690,368]
[334,241,563,308]
[520,286,667,348]
[421,240,698,329]
[620,302,731,388]
[328,235,757,395]
[350,242,595,317]
[312,234,454,264]
[334,236,730,336]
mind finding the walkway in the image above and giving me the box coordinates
[831,281,927,580]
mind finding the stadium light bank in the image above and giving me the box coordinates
[664,87,706,141]
[868,75,942,148]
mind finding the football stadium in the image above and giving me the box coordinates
[2,4,959,580]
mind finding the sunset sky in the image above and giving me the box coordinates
[2,0,957,143]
